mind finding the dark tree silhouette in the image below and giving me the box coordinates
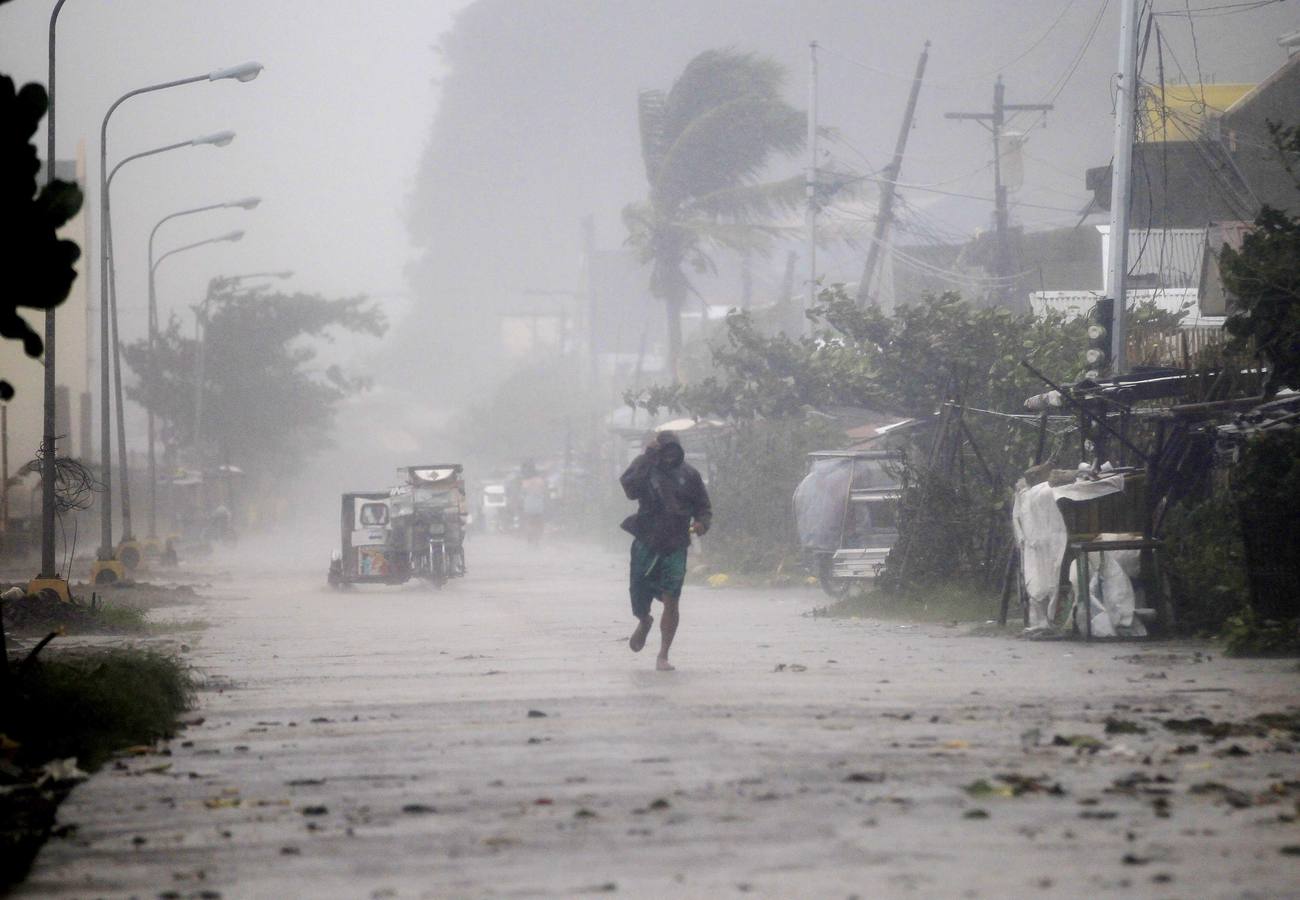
[0,72,83,400]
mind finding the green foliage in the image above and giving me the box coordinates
[124,282,385,478]
[0,74,84,400]
[698,417,841,574]
[1162,488,1250,635]
[877,455,1008,594]
[1163,430,1300,639]
[629,285,1102,586]
[1232,427,1300,622]
[1222,608,1300,657]
[631,285,1091,421]
[625,48,806,379]
[3,649,193,769]
[1221,122,1300,393]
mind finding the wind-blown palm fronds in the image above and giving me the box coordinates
[624,48,806,381]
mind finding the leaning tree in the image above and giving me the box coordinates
[623,48,805,381]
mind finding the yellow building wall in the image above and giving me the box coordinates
[1140,83,1255,142]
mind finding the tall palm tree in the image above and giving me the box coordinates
[623,49,805,381]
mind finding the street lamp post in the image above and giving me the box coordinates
[94,62,262,581]
[103,132,237,556]
[34,0,71,598]
[146,216,261,538]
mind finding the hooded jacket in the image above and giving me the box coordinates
[619,432,712,552]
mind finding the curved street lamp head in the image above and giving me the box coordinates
[272,270,294,278]
[192,130,236,147]
[220,230,246,243]
[208,61,263,83]
[226,196,261,210]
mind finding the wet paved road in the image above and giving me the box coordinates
[18,535,1300,899]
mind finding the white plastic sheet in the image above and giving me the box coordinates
[1012,482,1068,629]
[1052,472,1125,502]
[794,457,852,552]
[1070,532,1148,637]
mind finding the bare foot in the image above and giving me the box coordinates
[629,616,653,652]
[656,657,675,671]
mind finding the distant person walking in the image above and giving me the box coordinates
[619,430,711,671]
[519,460,547,544]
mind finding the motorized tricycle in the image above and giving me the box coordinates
[327,464,468,589]
[793,449,902,598]
[389,464,467,587]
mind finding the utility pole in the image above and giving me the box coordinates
[805,41,819,329]
[2,404,9,535]
[945,77,1051,310]
[857,40,930,308]
[38,0,69,589]
[1105,0,1141,375]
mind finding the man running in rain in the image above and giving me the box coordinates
[619,430,711,671]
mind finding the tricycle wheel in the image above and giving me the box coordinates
[818,556,852,599]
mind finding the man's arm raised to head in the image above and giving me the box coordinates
[620,449,656,501]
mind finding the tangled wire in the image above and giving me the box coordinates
[20,446,101,512]
[19,446,103,573]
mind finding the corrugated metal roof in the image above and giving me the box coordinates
[1097,226,1206,290]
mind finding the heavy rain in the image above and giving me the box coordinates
[1,0,1298,896]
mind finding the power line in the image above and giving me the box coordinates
[818,0,1081,90]
[1154,0,1288,17]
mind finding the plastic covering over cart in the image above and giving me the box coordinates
[793,450,902,597]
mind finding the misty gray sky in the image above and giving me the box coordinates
[0,0,468,341]
[3,0,1297,464]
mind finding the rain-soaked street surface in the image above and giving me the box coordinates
[17,534,1300,899]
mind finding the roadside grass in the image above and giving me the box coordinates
[3,647,194,769]
[0,647,194,888]
[1222,610,1300,657]
[84,602,150,632]
[810,581,1004,625]
[0,591,151,635]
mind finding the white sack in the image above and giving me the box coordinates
[1070,532,1147,637]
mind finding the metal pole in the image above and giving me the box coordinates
[95,74,210,560]
[39,0,69,579]
[1106,0,1141,375]
[147,262,157,538]
[991,77,1009,308]
[149,204,215,533]
[107,228,132,539]
[193,280,214,472]
[144,202,226,538]
[3,404,9,535]
[805,41,818,328]
[98,118,113,558]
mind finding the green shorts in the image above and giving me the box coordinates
[629,538,687,618]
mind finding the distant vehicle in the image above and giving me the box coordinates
[327,464,468,589]
[793,450,902,598]
[480,481,509,532]
[389,465,468,587]
[328,492,402,587]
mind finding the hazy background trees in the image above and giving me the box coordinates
[123,283,385,482]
